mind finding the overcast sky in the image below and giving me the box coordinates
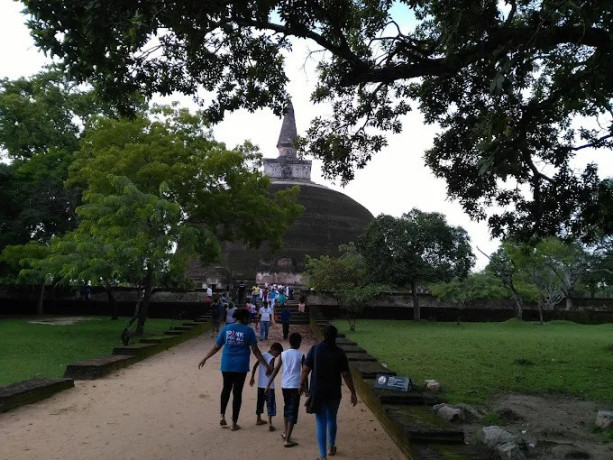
[3,3,611,270]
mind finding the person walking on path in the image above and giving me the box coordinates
[250,342,283,431]
[258,302,273,341]
[198,308,272,431]
[225,301,237,325]
[281,304,291,340]
[210,296,223,337]
[266,332,304,448]
[300,325,358,460]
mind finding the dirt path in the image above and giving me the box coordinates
[0,324,406,460]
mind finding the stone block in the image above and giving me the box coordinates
[112,343,157,356]
[64,355,135,380]
[350,360,396,379]
[595,410,613,430]
[0,378,74,413]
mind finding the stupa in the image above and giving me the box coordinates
[189,101,374,289]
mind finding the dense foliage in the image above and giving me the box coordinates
[358,209,474,319]
[305,243,387,330]
[21,0,613,241]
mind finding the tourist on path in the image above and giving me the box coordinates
[300,325,358,460]
[198,308,271,431]
[258,302,273,341]
[281,304,292,340]
[225,301,237,325]
[210,296,223,337]
[250,342,283,431]
[266,332,304,448]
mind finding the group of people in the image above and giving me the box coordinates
[198,305,357,460]
[207,283,305,342]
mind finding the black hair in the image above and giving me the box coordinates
[323,325,338,345]
[289,332,302,349]
[233,308,250,323]
[270,342,283,353]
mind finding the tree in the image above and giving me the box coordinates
[483,246,527,320]
[53,105,302,334]
[430,272,509,323]
[0,242,50,315]
[0,68,130,255]
[22,1,613,242]
[358,209,474,320]
[305,243,386,331]
[499,237,592,324]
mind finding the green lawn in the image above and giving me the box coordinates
[335,319,613,405]
[0,316,177,385]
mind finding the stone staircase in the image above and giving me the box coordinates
[275,299,309,324]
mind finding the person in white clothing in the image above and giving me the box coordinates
[258,302,273,341]
[249,342,283,431]
[266,332,303,448]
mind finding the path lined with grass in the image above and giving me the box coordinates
[336,319,613,404]
[0,316,176,385]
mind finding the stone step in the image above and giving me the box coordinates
[64,355,135,380]
[0,378,74,413]
[112,343,157,356]
[384,405,465,444]
[139,335,175,344]
[350,360,396,379]
[163,330,184,336]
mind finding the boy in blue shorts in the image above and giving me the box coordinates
[249,342,283,431]
[266,332,303,447]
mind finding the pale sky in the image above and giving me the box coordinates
[4,2,610,270]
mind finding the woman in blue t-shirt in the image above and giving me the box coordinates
[198,308,271,431]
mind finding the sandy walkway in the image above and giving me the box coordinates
[0,324,406,460]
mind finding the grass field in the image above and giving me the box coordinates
[0,316,177,386]
[334,319,613,405]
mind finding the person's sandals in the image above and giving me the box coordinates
[284,440,298,447]
[219,418,227,427]
[256,420,267,425]
[230,424,241,431]
[329,445,337,456]
[269,425,276,432]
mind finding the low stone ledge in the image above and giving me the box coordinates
[335,337,356,346]
[64,355,135,380]
[385,405,465,444]
[337,343,366,353]
[163,330,184,336]
[345,351,377,362]
[350,360,396,379]
[0,378,74,413]
[112,343,157,356]
[139,335,176,344]
[172,326,193,331]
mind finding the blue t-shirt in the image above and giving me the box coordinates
[216,323,258,372]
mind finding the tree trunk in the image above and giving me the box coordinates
[503,276,523,320]
[106,285,119,320]
[565,295,573,310]
[411,281,420,320]
[36,283,45,316]
[537,298,544,325]
[135,266,153,336]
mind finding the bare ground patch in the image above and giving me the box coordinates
[461,394,613,459]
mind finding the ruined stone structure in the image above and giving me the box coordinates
[192,100,373,289]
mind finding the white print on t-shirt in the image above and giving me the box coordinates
[226,329,245,345]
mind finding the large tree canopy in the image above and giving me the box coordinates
[358,209,474,319]
[0,68,126,253]
[22,0,613,242]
